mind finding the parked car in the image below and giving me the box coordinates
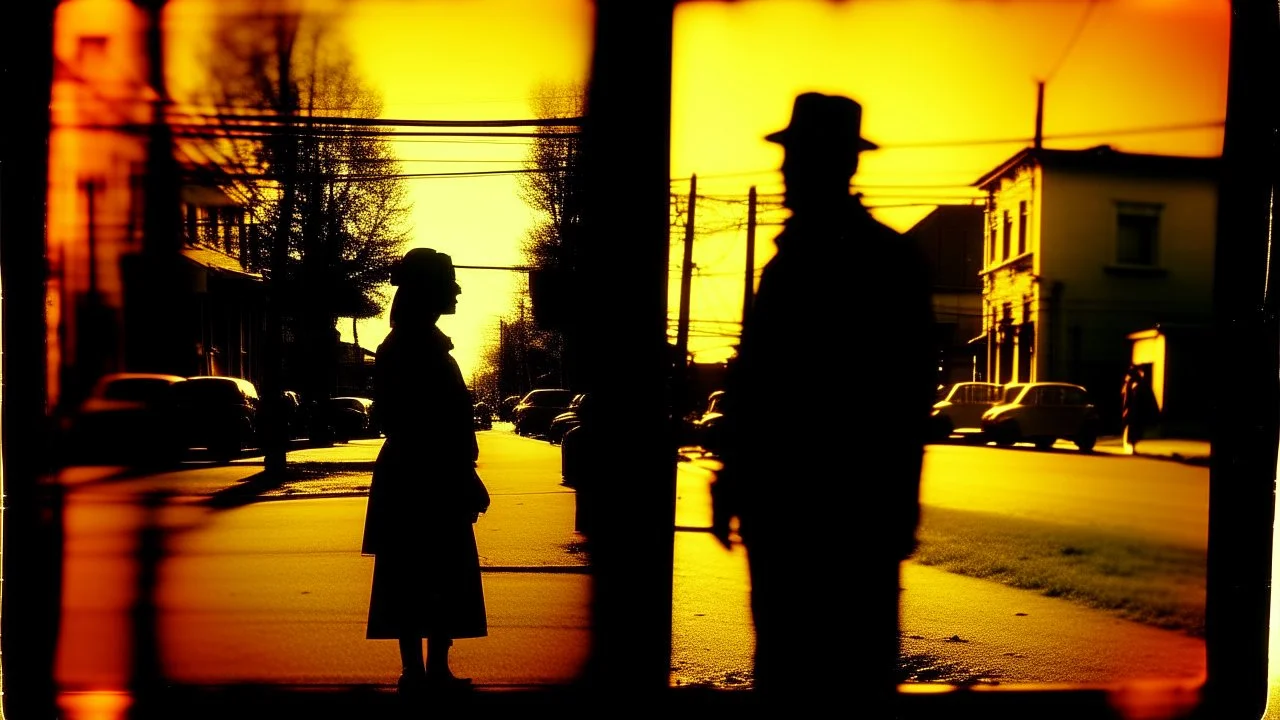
[473,401,493,430]
[281,389,305,440]
[512,388,576,437]
[499,395,521,422]
[169,375,262,460]
[690,389,727,455]
[546,393,587,444]
[930,381,1003,443]
[980,381,1100,452]
[64,371,186,465]
[323,396,378,441]
[559,393,596,490]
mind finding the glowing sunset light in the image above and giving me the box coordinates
[670,0,1227,364]
[155,0,1227,377]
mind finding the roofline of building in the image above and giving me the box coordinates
[972,145,1221,189]
[903,203,984,236]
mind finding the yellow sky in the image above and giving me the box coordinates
[670,0,1228,363]
[163,0,1229,381]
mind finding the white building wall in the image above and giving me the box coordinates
[1032,166,1215,422]
[1038,171,1215,317]
[982,164,1042,384]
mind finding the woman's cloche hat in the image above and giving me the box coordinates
[390,247,456,291]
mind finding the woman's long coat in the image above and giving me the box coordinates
[362,324,487,640]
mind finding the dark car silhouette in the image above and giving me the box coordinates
[323,396,378,441]
[169,375,261,460]
[64,372,186,465]
[690,390,726,455]
[512,388,575,437]
[546,393,587,444]
[930,381,1003,443]
[473,401,494,430]
[980,381,1100,452]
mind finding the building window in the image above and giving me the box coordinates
[1002,209,1012,260]
[1017,201,1028,256]
[77,36,108,65]
[1116,202,1161,266]
[986,202,998,266]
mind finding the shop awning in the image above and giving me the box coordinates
[181,246,263,281]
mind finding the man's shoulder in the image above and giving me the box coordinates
[859,214,929,263]
[375,333,398,356]
[852,210,909,243]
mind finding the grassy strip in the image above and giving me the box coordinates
[913,505,1206,637]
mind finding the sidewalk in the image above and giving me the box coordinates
[50,431,1215,719]
[1092,435,1212,465]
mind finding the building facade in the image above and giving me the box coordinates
[905,204,986,386]
[47,0,264,418]
[974,145,1218,429]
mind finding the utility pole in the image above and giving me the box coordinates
[674,174,696,419]
[262,18,301,476]
[743,185,757,328]
[73,178,115,407]
[676,175,695,365]
[1034,80,1045,150]
[499,319,507,400]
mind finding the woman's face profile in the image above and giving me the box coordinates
[441,277,461,316]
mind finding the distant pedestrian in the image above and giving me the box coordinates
[361,248,491,696]
[711,93,937,707]
[1121,365,1159,453]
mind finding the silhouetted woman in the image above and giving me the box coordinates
[1122,364,1160,453]
[362,248,489,694]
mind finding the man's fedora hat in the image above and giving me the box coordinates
[765,92,880,153]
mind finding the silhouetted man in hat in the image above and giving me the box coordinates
[712,93,937,707]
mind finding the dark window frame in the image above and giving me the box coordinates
[1115,200,1162,267]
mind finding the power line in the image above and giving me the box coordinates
[886,121,1223,150]
[1042,0,1099,84]
[172,126,576,140]
[667,119,1225,179]
[454,264,534,272]
[168,111,584,128]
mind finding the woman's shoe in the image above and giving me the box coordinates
[397,672,427,696]
[424,671,473,691]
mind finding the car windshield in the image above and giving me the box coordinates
[524,390,573,406]
[1002,385,1027,404]
[943,383,1001,404]
[100,378,176,403]
[172,380,248,405]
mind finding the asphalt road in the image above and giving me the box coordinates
[47,424,1211,708]
[921,442,1208,549]
[50,427,756,699]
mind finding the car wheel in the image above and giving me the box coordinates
[1034,437,1055,451]
[1075,433,1097,452]
[211,435,242,462]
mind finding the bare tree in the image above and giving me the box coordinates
[506,82,585,390]
[518,81,586,269]
[199,9,409,320]
[188,6,411,467]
